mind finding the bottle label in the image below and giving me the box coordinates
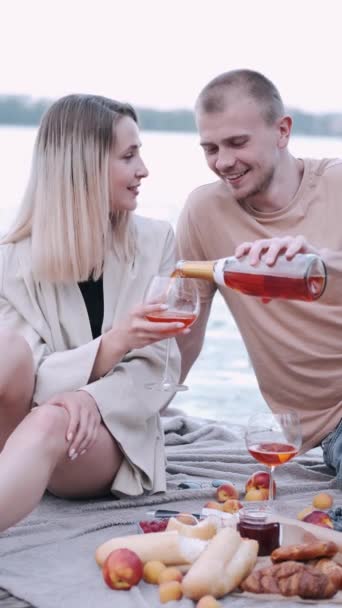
[213,258,226,287]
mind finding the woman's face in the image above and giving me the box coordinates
[109,116,148,212]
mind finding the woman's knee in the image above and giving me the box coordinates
[0,330,35,403]
[27,405,69,453]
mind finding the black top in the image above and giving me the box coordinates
[78,276,104,339]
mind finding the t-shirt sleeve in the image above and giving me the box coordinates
[176,193,217,304]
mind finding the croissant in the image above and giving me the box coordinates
[271,540,338,563]
[241,561,300,595]
[308,557,342,590]
[241,561,339,600]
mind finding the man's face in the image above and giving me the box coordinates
[196,93,286,204]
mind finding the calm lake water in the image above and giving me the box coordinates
[1,126,342,426]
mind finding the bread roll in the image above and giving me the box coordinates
[182,527,258,599]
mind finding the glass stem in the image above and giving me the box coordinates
[268,466,275,501]
[162,338,171,384]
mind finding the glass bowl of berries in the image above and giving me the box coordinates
[137,518,169,534]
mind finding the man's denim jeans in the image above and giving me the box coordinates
[321,418,342,485]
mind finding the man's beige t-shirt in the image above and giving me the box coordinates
[176,158,342,452]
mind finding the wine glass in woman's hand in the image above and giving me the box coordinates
[245,410,302,505]
[144,275,200,392]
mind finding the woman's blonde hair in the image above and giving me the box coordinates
[2,94,138,282]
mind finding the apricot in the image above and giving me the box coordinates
[159,580,183,603]
[222,498,243,513]
[196,596,223,608]
[158,566,183,584]
[215,482,239,503]
[312,492,334,510]
[143,560,166,584]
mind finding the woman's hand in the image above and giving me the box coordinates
[235,235,320,266]
[112,303,191,353]
[46,390,101,459]
[90,303,190,382]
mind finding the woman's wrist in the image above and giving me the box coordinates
[106,326,131,357]
[90,329,129,381]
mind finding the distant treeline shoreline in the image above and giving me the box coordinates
[1,95,342,137]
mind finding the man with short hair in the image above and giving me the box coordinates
[176,69,342,479]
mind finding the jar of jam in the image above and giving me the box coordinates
[237,507,280,556]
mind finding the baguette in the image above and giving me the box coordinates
[182,527,258,600]
[95,530,207,567]
[166,516,218,540]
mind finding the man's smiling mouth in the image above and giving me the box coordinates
[222,169,249,183]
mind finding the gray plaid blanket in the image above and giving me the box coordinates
[0,413,339,608]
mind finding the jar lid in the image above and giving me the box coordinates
[239,506,268,524]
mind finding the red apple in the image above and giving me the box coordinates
[245,471,276,497]
[102,548,143,590]
[297,506,314,521]
[302,510,334,529]
[215,482,239,503]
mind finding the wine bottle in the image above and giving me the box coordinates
[174,253,327,301]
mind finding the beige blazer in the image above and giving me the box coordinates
[0,215,181,496]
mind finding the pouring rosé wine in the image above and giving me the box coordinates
[174,253,327,301]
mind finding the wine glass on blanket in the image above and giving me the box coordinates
[144,275,200,392]
[245,411,302,505]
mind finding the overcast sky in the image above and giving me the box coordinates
[2,0,341,114]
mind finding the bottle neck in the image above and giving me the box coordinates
[174,260,215,281]
[175,257,235,286]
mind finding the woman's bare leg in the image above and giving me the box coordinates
[0,404,123,531]
[0,404,70,531]
[0,330,123,531]
[0,329,35,450]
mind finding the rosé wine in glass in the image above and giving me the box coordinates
[245,411,302,504]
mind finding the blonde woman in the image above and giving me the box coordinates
[0,95,185,532]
